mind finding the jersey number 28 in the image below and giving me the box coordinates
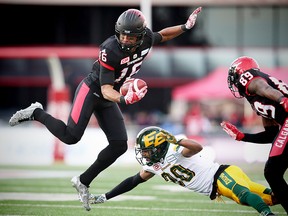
[161,164,195,187]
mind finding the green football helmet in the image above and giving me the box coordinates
[135,126,169,166]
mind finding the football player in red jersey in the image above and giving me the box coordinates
[221,56,288,214]
[9,7,202,211]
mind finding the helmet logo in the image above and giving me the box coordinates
[232,61,241,69]
[143,131,166,147]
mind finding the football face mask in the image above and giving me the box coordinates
[135,126,169,166]
[227,66,243,98]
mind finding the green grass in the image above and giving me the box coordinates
[0,164,286,216]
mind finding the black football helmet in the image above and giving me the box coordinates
[228,56,260,98]
[135,126,169,166]
[115,9,147,52]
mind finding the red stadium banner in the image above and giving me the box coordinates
[0,46,99,58]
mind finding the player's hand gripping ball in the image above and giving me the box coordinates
[120,78,147,96]
[120,78,148,104]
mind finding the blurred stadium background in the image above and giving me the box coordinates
[0,0,287,166]
[0,1,287,215]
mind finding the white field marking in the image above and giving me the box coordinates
[0,169,80,179]
[0,193,154,202]
[0,203,285,215]
[0,192,241,206]
[0,192,77,201]
[0,192,200,203]
[0,203,259,214]
[0,192,208,203]
[0,197,285,215]
[153,185,190,192]
[0,192,235,205]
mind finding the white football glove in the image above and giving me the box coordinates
[89,194,107,204]
[124,82,147,105]
[184,7,202,30]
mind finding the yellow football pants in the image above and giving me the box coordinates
[216,165,273,205]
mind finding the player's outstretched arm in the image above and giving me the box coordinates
[90,171,154,204]
[160,129,203,157]
[248,78,287,110]
[158,7,202,42]
[178,138,203,157]
[220,120,279,144]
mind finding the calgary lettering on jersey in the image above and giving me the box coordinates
[127,56,143,66]
[270,118,288,157]
[141,48,149,56]
[275,119,288,148]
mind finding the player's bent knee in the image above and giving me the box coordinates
[264,165,278,183]
[233,184,250,205]
[109,140,128,155]
[238,190,250,204]
[60,132,81,145]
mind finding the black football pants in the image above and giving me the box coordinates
[265,122,288,214]
[34,80,128,186]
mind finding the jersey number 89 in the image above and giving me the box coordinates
[239,72,254,86]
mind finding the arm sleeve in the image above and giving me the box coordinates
[105,172,146,200]
[152,32,162,45]
[242,126,279,143]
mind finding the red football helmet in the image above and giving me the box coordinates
[228,56,260,98]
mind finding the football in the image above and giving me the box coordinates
[120,78,147,96]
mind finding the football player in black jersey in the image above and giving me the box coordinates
[221,56,288,214]
[9,7,202,211]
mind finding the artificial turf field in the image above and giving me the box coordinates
[0,164,286,216]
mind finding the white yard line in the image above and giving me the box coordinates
[0,169,285,215]
[0,203,266,214]
[0,193,155,202]
[0,169,79,179]
[0,192,285,215]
